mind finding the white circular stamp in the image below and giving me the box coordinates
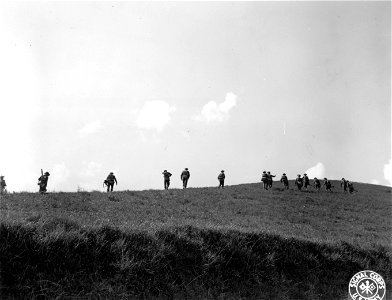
[349,270,386,300]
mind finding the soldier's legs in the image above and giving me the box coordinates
[219,180,224,188]
[164,179,170,189]
[39,184,47,194]
[263,182,268,190]
[183,178,188,188]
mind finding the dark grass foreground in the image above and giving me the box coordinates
[1,221,391,299]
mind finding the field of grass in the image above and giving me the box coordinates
[1,181,391,299]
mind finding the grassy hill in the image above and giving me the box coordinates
[1,181,391,299]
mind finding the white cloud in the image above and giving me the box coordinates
[384,159,392,186]
[135,100,176,131]
[50,163,71,191]
[305,162,326,179]
[194,92,237,123]
[79,121,102,138]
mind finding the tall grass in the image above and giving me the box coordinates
[1,182,391,299]
[1,219,391,299]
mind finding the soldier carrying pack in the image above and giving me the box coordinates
[38,170,50,194]
[0,175,7,194]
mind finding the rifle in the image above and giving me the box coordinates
[38,169,43,185]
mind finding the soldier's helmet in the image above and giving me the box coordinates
[163,170,167,172]
[324,178,327,180]
[297,174,301,177]
[304,173,307,175]
[221,170,224,172]
[342,178,345,180]
[44,172,50,176]
[267,171,271,174]
[283,173,286,175]
[314,177,317,179]
[110,172,114,175]
[263,171,266,173]
[185,168,188,170]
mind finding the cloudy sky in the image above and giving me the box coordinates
[0,1,390,192]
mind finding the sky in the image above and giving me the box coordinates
[0,1,390,192]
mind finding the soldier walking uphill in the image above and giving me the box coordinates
[218,170,225,189]
[341,178,348,192]
[295,174,303,191]
[181,168,190,189]
[303,173,310,190]
[261,171,269,190]
[324,178,333,192]
[313,177,321,191]
[162,170,172,190]
[0,176,7,194]
[38,172,50,194]
[267,171,276,189]
[105,172,117,192]
[280,173,289,190]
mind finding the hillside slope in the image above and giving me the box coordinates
[0,181,391,299]
[1,181,391,249]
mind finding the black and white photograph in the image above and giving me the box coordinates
[0,1,390,299]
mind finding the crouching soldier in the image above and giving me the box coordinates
[295,174,303,190]
[0,175,7,194]
[218,170,225,189]
[105,172,117,192]
[347,181,355,194]
[38,172,50,194]
[303,173,310,190]
[181,168,190,189]
[162,170,172,190]
[341,178,348,192]
[261,171,269,190]
[280,173,289,189]
[324,178,333,192]
[313,177,321,191]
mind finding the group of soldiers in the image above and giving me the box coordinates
[261,171,355,193]
[162,168,226,190]
[162,168,192,190]
[0,169,355,194]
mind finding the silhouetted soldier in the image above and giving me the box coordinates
[38,172,50,194]
[347,181,355,194]
[181,168,190,189]
[162,170,172,190]
[105,172,117,192]
[295,174,303,190]
[267,171,276,188]
[313,177,321,191]
[303,173,310,190]
[261,171,269,190]
[341,178,348,192]
[218,170,225,189]
[280,173,289,189]
[0,176,7,194]
[324,178,333,192]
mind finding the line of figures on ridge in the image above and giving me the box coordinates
[262,171,355,193]
[0,169,356,195]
